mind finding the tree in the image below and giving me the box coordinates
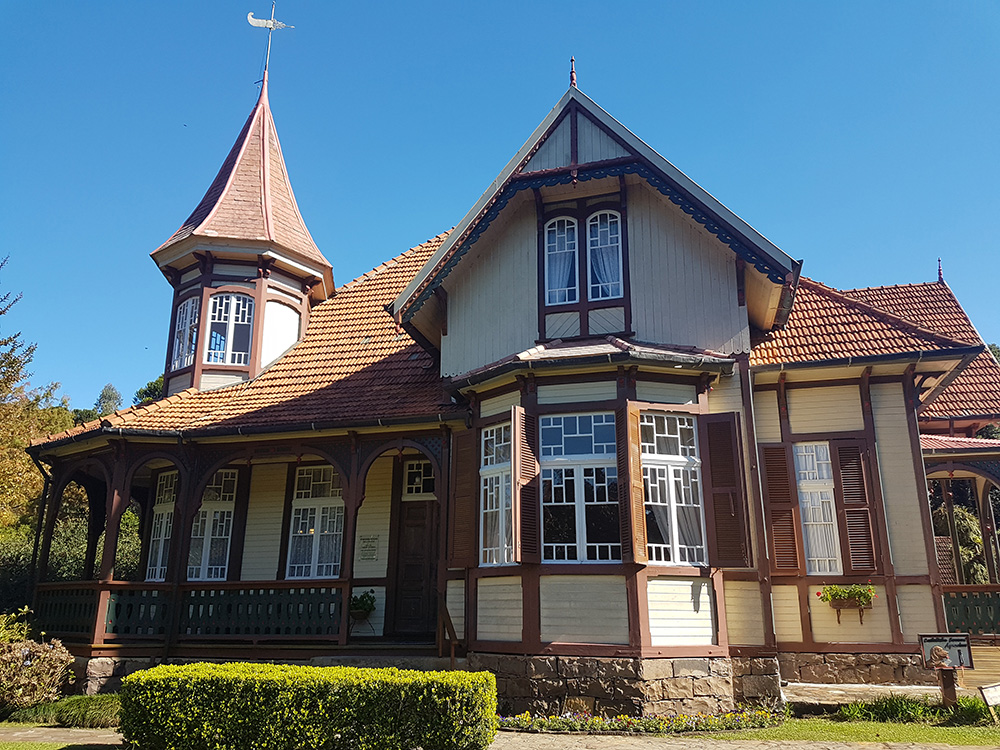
[94,383,122,416]
[133,375,164,406]
[0,256,35,402]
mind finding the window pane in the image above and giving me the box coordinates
[545,218,578,305]
[588,211,622,300]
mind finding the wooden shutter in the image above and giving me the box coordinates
[511,405,540,564]
[616,403,647,563]
[447,428,479,568]
[831,440,878,574]
[699,413,752,568]
[760,444,804,575]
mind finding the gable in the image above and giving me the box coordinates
[522,108,631,174]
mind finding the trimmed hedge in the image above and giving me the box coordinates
[120,662,497,750]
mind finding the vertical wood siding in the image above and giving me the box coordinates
[772,585,804,642]
[646,577,715,646]
[536,381,617,404]
[787,386,864,434]
[588,306,625,335]
[166,372,192,396]
[523,117,572,173]
[353,457,393,578]
[240,463,287,580]
[441,197,538,377]
[808,584,892,643]
[627,182,749,354]
[753,390,781,443]
[895,585,938,643]
[361,586,386,637]
[577,115,630,163]
[707,371,742,414]
[545,311,580,339]
[480,391,521,419]
[446,579,466,639]
[724,580,765,646]
[199,372,248,390]
[540,575,629,644]
[871,383,930,576]
[635,381,697,405]
[477,576,523,642]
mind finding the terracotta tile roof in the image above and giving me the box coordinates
[749,278,975,368]
[151,73,330,271]
[35,233,460,448]
[841,281,1000,420]
[921,435,1000,453]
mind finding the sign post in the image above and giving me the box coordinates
[918,633,973,708]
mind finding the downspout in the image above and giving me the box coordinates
[29,455,52,607]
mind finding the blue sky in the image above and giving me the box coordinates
[3,1,999,409]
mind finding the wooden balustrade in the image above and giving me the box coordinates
[943,586,1000,636]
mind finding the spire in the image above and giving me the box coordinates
[938,257,944,283]
[570,57,577,88]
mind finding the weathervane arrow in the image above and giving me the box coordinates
[248,3,293,73]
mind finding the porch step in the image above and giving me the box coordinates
[784,681,976,707]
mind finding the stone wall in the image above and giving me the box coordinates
[73,656,158,695]
[777,653,938,686]
[731,657,781,703]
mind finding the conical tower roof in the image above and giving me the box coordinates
[152,72,331,277]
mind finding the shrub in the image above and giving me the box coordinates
[0,606,32,643]
[835,694,992,726]
[498,706,784,734]
[121,662,497,750]
[7,694,120,728]
[0,638,74,718]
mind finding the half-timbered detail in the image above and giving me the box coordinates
[28,72,1000,713]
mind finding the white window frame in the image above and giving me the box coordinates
[544,217,579,306]
[187,469,238,581]
[146,471,178,582]
[793,442,843,575]
[404,459,435,496]
[204,293,254,366]
[586,210,623,301]
[286,466,345,579]
[640,412,708,566]
[171,296,200,371]
[480,423,513,566]
[539,413,620,562]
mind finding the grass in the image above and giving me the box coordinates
[703,716,1000,745]
[5,697,118,730]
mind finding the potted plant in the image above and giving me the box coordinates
[816,581,877,624]
[350,589,376,621]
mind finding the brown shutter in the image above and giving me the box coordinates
[511,405,541,564]
[832,440,878,574]
[699,412,752,568]
[760,444,804,575]
[447,428,478,567]
[616,403,647,563]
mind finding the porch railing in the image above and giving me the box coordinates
[943,586,1000,636]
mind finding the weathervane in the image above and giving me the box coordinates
[248,2,293,73]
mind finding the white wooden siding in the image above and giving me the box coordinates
[180,268,200,284]
[772,585,803,642]
[545,311,580,339]
[480,391,520,419]
[787,386,864,434]
[808,584,892,644]
[166,372,192,396]
[213,263,255,278]
[441,197,538,377]
[536,381,616,404]
[627,181,749,354]
[353,457,392,578]
[540,575,629,644]
[577,114,630,163]
[871,383,930,576]
[896,585,938,643]
[646,577,715,646]
[261,300,300,368]
[636,381,696,405]
[588,306,625,335]
[708,370,743,414]
[199,372,248,390]
[447,579,466,639]
[753,390,781,442]
[724,580,765,646]
[477,576,522,642]
[523,117,572,173]
[240,464,286,581]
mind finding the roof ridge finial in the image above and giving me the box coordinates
[938,257,944,283]
[570,57,577,88]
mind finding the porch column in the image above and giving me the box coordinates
[98,461,129,582]
[35,468,68,586]
[978,478,999,584]
[81,476,108,581]
[943,479,966,585]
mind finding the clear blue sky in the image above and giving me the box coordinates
[3,1,999,409]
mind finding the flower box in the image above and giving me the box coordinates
[828,597,872,625]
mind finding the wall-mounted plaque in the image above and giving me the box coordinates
[918,633,973,670]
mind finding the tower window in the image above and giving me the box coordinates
[170,296,200,371]
[205,293,254,365]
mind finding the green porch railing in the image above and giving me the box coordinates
[943,587,1000,635]
[34,584,101,640]
[105,586,171,637]
[178,585,343,637]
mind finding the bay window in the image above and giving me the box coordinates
[480,423,513,565]
[792,442,842,574]
[171,296,199,371]
[286,466,344,579]
[187,469,238,581]
[146,470,178,582]
[205,293,254,365]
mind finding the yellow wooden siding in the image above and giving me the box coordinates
[577,115,630,163]
[477,576,522,642]
[441,196,538,377]
[446,579,466,639]
[808,584,892,644]
[635,381,696,405]
[537,381,617,405]
[753,390,781,443]
[724,580,766,646]
[589,306,625,335]
[626,180,749,355]
[787,385,864,434]
[707,370,743,414]
[240,464,286,581]
[960,647,1000,688]
[523,117,572,172]
[199,371,248,390]
[353,457,393,578]
[351,586,386,637]
[545,311,580,338]
[871,383,930,576]
[895,585,939,643]
[540,575,629,644]
[480,391,520,419]
[646,577,715,646]
[772,585,803,643]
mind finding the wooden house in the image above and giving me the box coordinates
[28,71,1000,714]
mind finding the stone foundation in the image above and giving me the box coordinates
[731,656,782,703]
[73,657,159,695]
[777,653,938,686]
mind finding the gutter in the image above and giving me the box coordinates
[750,345,983,374]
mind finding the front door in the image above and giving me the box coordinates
[390,500,437,637]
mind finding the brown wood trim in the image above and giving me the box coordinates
[630,565,651,650]
[275,463,296,580]
[635,372,704,386]
[569,102,578,166]
[772,643,921,654]
[226,464,252,581]
[711,569,730,650]
[788,429,868,443]
[777,373,790,443]
[618,174,633,336]
[382,455,404,637]
[631,400,704,416]
[534,188,546,341]
[535,399,620,415]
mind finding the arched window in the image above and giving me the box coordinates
[170,297,199,371]
[146,470,177,582]
[587,210,623,300]
[205,293,254,365]
[544,217,578,305]
[286,466,345,579]
[187,469,238,581]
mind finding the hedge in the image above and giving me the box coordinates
[120,662,497,750]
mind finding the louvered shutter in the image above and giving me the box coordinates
[616,403,647,563]
[699,413,752,568]
[760,444,804,575]
[447,428,479,567]
[511,405,540,564]
[832,440,878,574]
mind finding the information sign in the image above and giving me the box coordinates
[918,633,973,670]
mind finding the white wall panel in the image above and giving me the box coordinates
[477,576,522,642]
[647,577,715,646]
[540,575,628,644]
[787,386,864,434]
[240,464,286,580]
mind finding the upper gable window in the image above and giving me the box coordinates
[171,296,199,371]
[205,293,254,366]
[587,211,623,300]
[545,217,579,305]
[543,208,625,308]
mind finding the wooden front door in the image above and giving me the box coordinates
[390,500,437,637]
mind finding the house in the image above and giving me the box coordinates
[27,67,1000,715]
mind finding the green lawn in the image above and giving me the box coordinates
[703,716,1000,745]
[0,745,118,750]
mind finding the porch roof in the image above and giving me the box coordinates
[921,434,1000,455]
